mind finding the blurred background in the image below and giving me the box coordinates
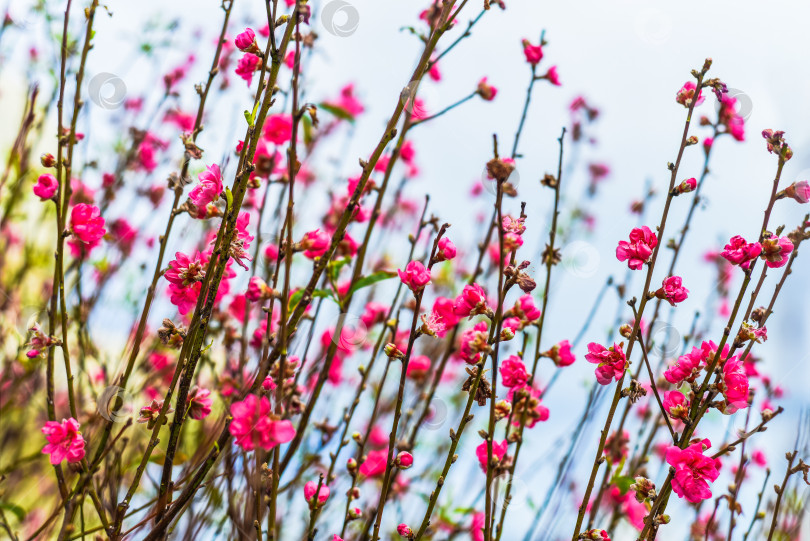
[1,0,808,539]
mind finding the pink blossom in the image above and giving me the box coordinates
[33,174,58,200]
[453,283,488,317]
[187,387,213,420]
[476,439,507,473]
[420,311,448,338]
[303,481,330,505]
[359,448,388,477]
[397,260,431,292]
[228,394,295,451]
[545,66,561,86]
[165,251,206,288]
[41,418,86,465]
[459,321,489,364]
[396,451,413,468]
[664,346,706,384]
[110,218,137,255]
[431,297,459,336]
[360,302,388,328]
[397,524,414,538]
[585,342,627,385]
[436,237,457,261]
[471,512,485,541]
[507,384,550,428]
[235,28,256,52]
[785,180,810,203]
[656,275,689,306]
[666,439,721,503]
[759,236,794,268]
[70,203,106,246]
[675,81,704,107]
[721,235,762,269]
[722,356,749,412]
[500,355,529,388]
[522,39,543,65]
[406,355,431,381]
[675,177,697,194]
[663,390,689,421]
[300,229,330,259]
[616,226,657,270]
[247,276,272,302]
[501,317,520,340]
[168,282,201,315]
[264,113,293,145]
[235,53,261,85]
[515,294,540,322]
[547,339,575,367]
[324,83,365,119]
[163,109,195,132]
[188,164,223,218]
[477,77,497,101]
[719,95,745,141]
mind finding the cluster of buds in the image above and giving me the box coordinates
[485,157,518,196]
[579,529,611,541]
[762,129,793,160]
[504,261,536,292]
[157,318,186,348]
[630,476,657,503]
[735,321,768,345]
[494,400,512,421]
[25,324,59,358]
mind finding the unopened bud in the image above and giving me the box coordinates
[41,153,56,167]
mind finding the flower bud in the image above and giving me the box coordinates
[397,524,414,539]
[619,324,633,339]
[348,507,362,520]
[384,343,405,360]
[673,177,697,196]
[40,153,56,167]
[346,457,357,473]
[782,181,810,204]
[396,451,413,469]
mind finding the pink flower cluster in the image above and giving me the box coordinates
[228,394,295,451]
[665,439,721,503]
[616,226,657,270]
[585,342,627,385]
[41,418,86,465]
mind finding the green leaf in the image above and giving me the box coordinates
[328,256,351,283]
[612,475,635,495]
[318,102,355,123]
[0,501,26,522]
[347,270,397,297]
[243,110,254,127]
[288,288,334,312]
[302,113,314,145]
[224,187,233,211]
